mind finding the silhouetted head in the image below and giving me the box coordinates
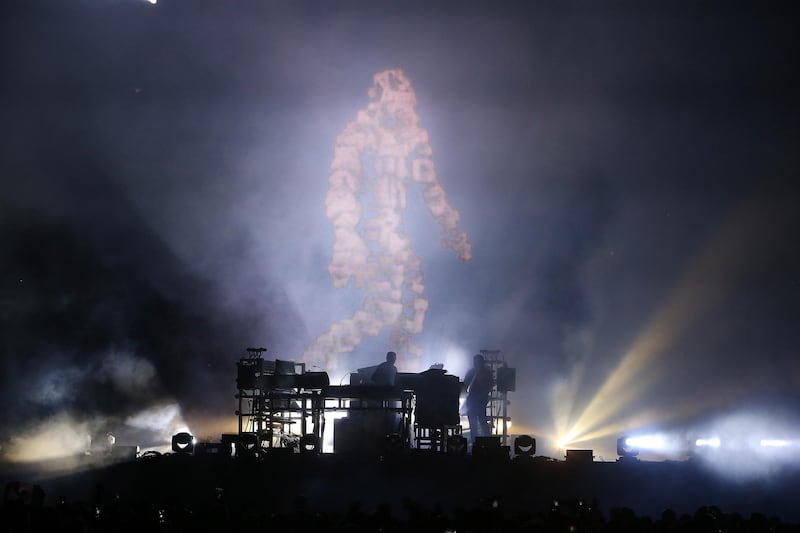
[386,351,397,364]
[473,354,485,366]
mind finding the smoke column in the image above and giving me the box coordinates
[302,69,471,372]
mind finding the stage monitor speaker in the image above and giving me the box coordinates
[473,436,508,460]
[566,449,594,465]
[415,373,460,427]
[334,417,388,455]
[195,442,228,457]
[446,435,468,456]
[474,436,501,448]
[236,358,263,389]
[109,445,140,461]
[496,367,516,392]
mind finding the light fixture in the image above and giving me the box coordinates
[513,435,536,457]
[171,432,195,454]
[760,439,791,448]
[695,438,721,448]
[617,436,640,458]
[300,434,321,454]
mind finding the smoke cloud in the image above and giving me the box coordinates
[0,167,299,456]
[302,69,472,372]
[1,1,797,463]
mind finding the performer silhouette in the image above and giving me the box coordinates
[372,351,398,387]
[464,353,494,441]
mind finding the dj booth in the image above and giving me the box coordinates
[234,356,462,454]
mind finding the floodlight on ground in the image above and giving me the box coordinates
[300,434,321,454]
[171,432,195,454]
[616,436,639,458]
[627,434,667,450]
[695,438,721,448]
[513,435,535,457]
[760,439,791,448]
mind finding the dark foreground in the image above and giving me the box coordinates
[3,452,800,531]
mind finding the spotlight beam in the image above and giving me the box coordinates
[555,191,786,447]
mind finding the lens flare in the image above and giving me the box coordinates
[760,439,791,447]
[689,410,800,479]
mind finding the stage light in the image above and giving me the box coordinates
[616,436,639,458]
[171,432,195,454]
[300,434,321,454]
[626,434,667,450]
[695,438,721,448]
[551,198,774,456]
[513,435,535,457]
[760,439,791,448]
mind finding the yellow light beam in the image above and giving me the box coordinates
[558,189,787,445]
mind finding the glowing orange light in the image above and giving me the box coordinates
[302,69,471,372]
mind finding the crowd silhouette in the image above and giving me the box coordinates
[4,480,800,532]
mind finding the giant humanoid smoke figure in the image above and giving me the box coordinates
[303,69,472,372]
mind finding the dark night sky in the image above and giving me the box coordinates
[1,0,798,460]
